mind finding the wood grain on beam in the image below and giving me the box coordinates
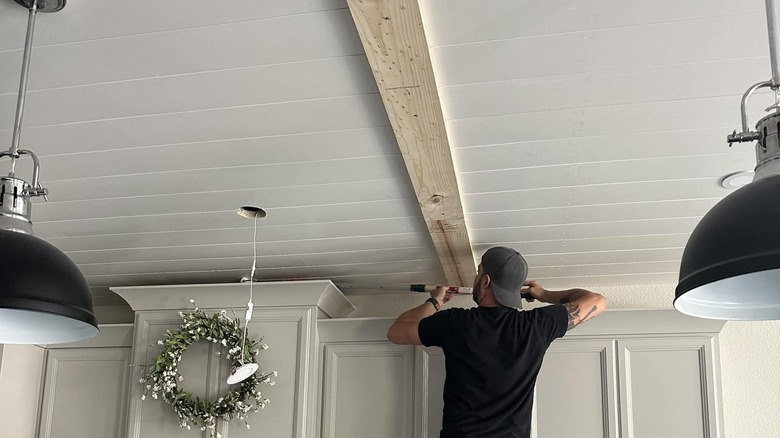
[347,0,475,285]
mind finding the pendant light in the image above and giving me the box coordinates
[675,0,780,320]
[227,206,266,384]
[0,0,98,343]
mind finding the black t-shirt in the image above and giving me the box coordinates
[418,305,568,438]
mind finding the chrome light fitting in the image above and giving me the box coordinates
[0,0,98,343]
[675,0,780,320]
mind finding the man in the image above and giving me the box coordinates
[387,246,608,438]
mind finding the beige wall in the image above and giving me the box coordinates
[347,283,780,438]
[0,344,45,438]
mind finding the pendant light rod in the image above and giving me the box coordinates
[767,0,780,86]
[9,0,38,177]
[728,0,780,144]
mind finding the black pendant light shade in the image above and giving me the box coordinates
[0,229,98,343]
[675,174,780,320]
[0,0,99,343]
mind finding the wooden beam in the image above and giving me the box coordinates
[347,0,476,285]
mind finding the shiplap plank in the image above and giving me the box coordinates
[452,129,746,171]
[85,258,442,287]
[78,246,436,277]
[85,257,441,282]
[442,58,770,121]
[0,94,389,155]
[36,157,409,204]
[528,247,683,268]
[527,251,684,271]
[524,248,684,267]
[473,234,690,256]
[92,271,446,293]
[0,56,377,127]
[422,0,767,46]
[65,232,426,265]
[34,201,420,239]
[9,128,399,183]
[466,199,718,229]
[34,181,417,232]
[0,9,363,93]
[448,97,752,147]
[0,0,346,49]
[48,217,424,252]
[530,261,681,278]
[528,273,679,290]
[328,271,446,289]
[37,214,422,243]
[38,195,420,226]
[458,154,751,194]
[471,218,700,242]
[464,179,736,213]
[431,14,768,86]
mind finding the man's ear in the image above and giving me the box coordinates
[482,274,491,287]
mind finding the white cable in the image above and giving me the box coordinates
[239,214,258,365]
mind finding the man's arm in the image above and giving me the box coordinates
[387,287,450,345]
[524,281,607,330]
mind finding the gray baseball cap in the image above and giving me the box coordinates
[481,246,528,308]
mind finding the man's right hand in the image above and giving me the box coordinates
[430,286,452,306]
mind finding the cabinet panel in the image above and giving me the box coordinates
[127,307,316,438]
[321,343,415,438]
[535,338,618,438]
[418,340,617,438]
[37,347,131,438]
[618,337,722,438]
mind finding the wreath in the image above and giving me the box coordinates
[141,300,277,437]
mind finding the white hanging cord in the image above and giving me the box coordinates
[239,214,257,365]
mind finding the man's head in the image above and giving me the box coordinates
[473,246,528,308]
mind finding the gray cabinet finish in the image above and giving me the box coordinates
[535,338,619,438]
[37,325,134,438]
[38,348,131,438]
[318,309,725,438]
[617,337,724,438]
[320,343,415,438]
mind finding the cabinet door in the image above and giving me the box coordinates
[321,343,415,438]
[534,338,618,438]
[617,337,723,438]
[37,347,131,438]
[418,340,617,438]
[127,307,317,438]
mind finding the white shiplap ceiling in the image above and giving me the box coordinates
[0,0,769,305]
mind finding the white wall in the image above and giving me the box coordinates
[0,344,45,438]
[347,283,780,438]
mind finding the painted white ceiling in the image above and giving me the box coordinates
[0,0,770,305]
